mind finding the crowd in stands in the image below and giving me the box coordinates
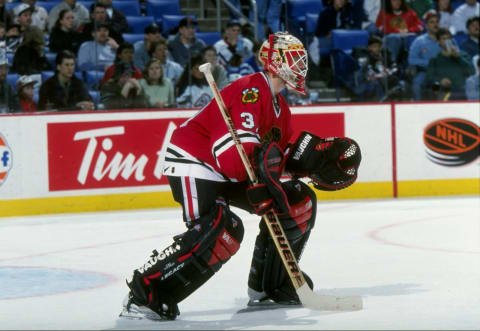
[0,0,478,114]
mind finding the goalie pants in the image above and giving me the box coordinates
[128,175,316,309]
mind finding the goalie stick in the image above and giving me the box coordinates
[199,62,363,311]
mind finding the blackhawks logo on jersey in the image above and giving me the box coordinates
[241,87,259,104]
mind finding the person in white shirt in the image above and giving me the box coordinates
[21,0,47,31]
[452,0,480,34]
[214,20,253,67]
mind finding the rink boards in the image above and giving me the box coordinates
[0,102,478,217]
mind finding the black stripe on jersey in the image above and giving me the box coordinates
[213,131,258,156]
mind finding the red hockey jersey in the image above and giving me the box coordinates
[163,72,293,182]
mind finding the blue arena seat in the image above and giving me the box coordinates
[195,31,221,46]
[453,32,468,47]
[45,52,57,69]
[41,71,55,82]
[36,1,61,13]
[126,15,155,34]
[286,0,323,36]
[6,73,19,92]
[113,1,141,16]
[161,14,196,37]
[330,49,359,99]
[122,33,145,45]
[89,90,100,108]
[331,29,369,54]
[146,0,181,19]
[84,70,104,90]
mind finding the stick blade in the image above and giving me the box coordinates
[296,283,363,311]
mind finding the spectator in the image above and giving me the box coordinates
[465,57,479,100]
[0,0,14,31]
[133,23,163,70]
[408,9,442,100]
[11,26,51,74]
[202,45,228,90]
[7,3,38,52]
[452,0,479,35]
[214,20,253,67]
[21,0,47,31]
[138,59,175,108]
[38,50,93,111]
[310,0,357,65]
[47,0,89,33]
[352,35,402,101]
[375,0,424,64]
[254,0,282,40]
[150,38,183,87]
[101,61,146,109]
[77,23,118,72]
[79,3,123,45]
[175,55,212,108]
[96,0,129,36]
[435,0,454,32]
[426,28,475,100]
[460,16,479,58]
[362,0,381,32]
[167,17,206,67]
[16,75,37,112]
[49,9,83,55]
[0,56,20,113]
[0,23,5,40]
[406,0,433,19]
[225,53,243,83]
[101,42,142,88]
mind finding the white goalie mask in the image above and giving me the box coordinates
[258,32,308,94]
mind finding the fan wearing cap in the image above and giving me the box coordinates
[214,20,253,67]
[7,3,44,53]
[167,17,206,67]
[20,0,48,32]
[133,23,163,70]
[16,75,37,113]
[100,61,146,109]
[0,56,21,114]
[101,42,143,88]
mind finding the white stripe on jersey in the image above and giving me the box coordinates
[163,144,232,182]
[212,130,260,167]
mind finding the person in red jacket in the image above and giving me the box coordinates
[16,75,37,113]
[376,0,424,65]
[119,32,362,321]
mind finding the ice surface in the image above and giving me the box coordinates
[0,196,479,330]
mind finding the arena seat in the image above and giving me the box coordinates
[84,70,104,90]
[122,33,145,44]
[126,16,155,34]
[146,0,181,20]
[114,1,141,16]
[45,52,57,70]
[6,74,19,92]
[331,29,369,54]
[286,0,323,40]
[161,14,196,37]
[195,31,221,45]
[41,71,55,82]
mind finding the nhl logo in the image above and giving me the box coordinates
[0,133,12,186]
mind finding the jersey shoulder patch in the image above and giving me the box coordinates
[241,87,259,104]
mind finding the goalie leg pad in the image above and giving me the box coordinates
[248,180,316,304]
[127,201,244,319]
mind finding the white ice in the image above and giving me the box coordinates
[0,195,479,330]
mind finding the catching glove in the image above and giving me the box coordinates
[285,131,361,191]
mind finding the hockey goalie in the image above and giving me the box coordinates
[120,31,362,320]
